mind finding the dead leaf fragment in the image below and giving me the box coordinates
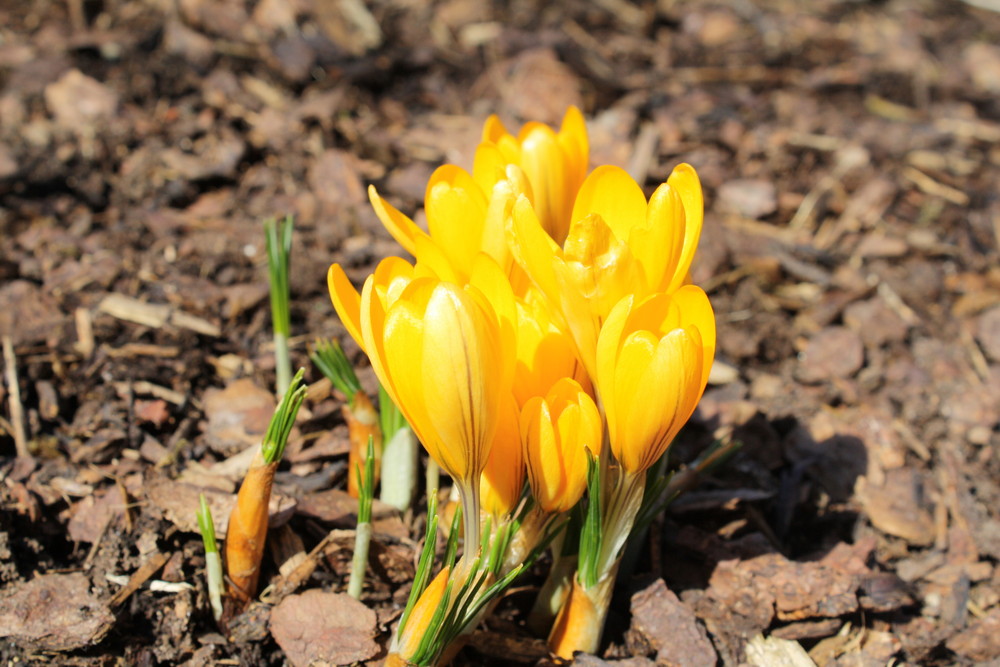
[269,589,378,666]
[0,573,114,650]
[856,471,935,545]
[145,476,296,534]
[202,379,276,455]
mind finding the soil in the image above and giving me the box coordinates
[1,0,999,665]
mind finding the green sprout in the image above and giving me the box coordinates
[265,215,294,396]
[196,494,224,621]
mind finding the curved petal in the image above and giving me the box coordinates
[481,114,508,143]
[570,165,647,243]
[507,194,561,300]
[633,183,685,293]
[672,285,716,384]
[664,164,704,293]
[480,392,524,517]
[558,106,589,188]
[327,263,363,350]
[424,165,488,276]
[518,125,567,241]
[472,143,508,211]
[368,185,425,256]
[595,293,634,427]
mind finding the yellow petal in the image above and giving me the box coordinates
[664,164,704,293]
[518,124,568,241]
[594,293,635,431]
[424,285,500,481]
[472,143,507,199]
[570,166,647,243]
[558,106,588,189]
[368,185,426,256]
[327,263,363,350]
[672,285,716,383]
[481,114,508,143]
[424,165,488,276]
[633,183,685,293]
[480,393,524,517]
[507,194,561,300]
[514,293,590,406]
[396,566,451,661]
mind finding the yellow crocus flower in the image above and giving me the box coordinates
[474,106,589,245]
[595,286,716,474]
[520,378,602,514]
[328,254,516,512]
[507,163,703,380]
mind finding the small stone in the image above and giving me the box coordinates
[797,326,865,383]
[44,69,119,129]
[964,42,1000,94]
[717,179,778,219]
[976,306,1000,362]
[843,296,909,347]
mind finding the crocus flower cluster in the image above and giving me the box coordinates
[329,107,715,664]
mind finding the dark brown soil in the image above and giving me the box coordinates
[1,0,999,665]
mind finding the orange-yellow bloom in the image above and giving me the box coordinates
[480,394,525,518]
[507,163,703,380]
[393,566,451,661]
[521,378,602,514]
[474,106,589,245]
[595,286,716,474]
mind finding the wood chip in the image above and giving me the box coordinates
[98,293,221,337]
[629,579,717,667]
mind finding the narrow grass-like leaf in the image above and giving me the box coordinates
[310,338,362,406]
[261,368,306,464]
[265,215,294,395]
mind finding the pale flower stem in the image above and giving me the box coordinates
[598,469,645,576]
[348,521,372,599]
[527,540,575,634]
[457,481,480,562]
[205,551,224,621]
[274,332,291,397]
[425,458,440,504]
[380,426,418,511]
